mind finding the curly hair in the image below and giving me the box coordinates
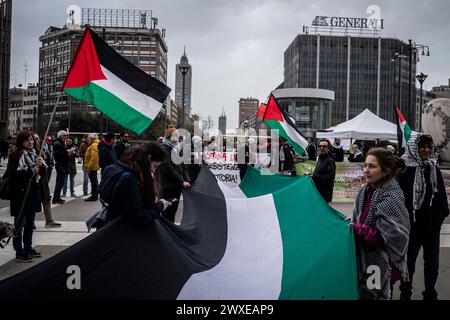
[11,130,34,156]
[120,142,166,207]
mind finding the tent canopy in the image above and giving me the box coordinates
[316,108,397,140]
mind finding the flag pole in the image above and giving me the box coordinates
[39,91,62,157]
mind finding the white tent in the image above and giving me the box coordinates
[316,108,398,140]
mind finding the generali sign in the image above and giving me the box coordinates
[312,16,384,29]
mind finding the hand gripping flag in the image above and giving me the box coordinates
[262,94,309,154]
[62,27,171,135]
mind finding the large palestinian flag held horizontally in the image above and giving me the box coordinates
[62,27,171,134]
[263,94,309,155]
[0,167,357,299]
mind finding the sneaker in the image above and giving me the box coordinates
[71,193,78,198]
[52,199,65,204]
[45,221,62,228]
[27,249,41,258]
[83,192,88,196]
[15,253,33,263]
[85,197,98,202]
[61,193,66,198]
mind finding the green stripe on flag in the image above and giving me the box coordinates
[240,167,359,300]
[64,82,153,134]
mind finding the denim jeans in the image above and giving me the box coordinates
[53,163,67,201]
[63,174,75,195]
[89,170,98,199]
[13,213,36,254]
[83,167,89,195]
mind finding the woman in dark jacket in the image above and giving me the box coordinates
[397,133,449,300]
[100,142,172,226]
[312,139,336,203]
[7,131,46,262]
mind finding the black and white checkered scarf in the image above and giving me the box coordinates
[401,132,438,220]
[352,177,410,299]
[17,149,46,182]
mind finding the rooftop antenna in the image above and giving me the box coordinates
[23,61,29,88]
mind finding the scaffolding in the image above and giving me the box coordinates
[81,8,154,29]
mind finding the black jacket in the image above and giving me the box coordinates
[306,144,316,161]
[397,166,449,233]
[312,154,336,203]
[98,141,117,172]
[155,144,190,194]
[100,163,163,226]
[7,153,46,217]
[348,153,364,162]
[332,146,344,162]
[113,140,129,161]
[53,138,68,167]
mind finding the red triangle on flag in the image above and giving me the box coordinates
[62,28,106,90]
[262,94,284,122]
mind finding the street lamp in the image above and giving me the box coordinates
[178,64,190,128]
[391,48,407,109]
[416,72,428,132]
[407,40,430,124]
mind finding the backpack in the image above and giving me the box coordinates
[85,166,129,231]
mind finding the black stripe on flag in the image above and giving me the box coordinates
[89,28,171,104]
[0,167,228,299]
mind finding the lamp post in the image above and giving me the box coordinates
[391,47,407,109]
[407,40,430,123]
[178,65,190,128]
[416,72,428,132]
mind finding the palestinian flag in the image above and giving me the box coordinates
[0,166,358,300]
[255,102,267,122]
[263,94,308,154]
[394,107,412,150]
[62,27,171,135]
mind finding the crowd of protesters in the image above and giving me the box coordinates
[1,125,448,301]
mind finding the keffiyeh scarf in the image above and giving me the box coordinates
[402,132,438,219]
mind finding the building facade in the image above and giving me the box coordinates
[218,110,227,134]
[8,88,24,134]
[432,78,450,99]
[22,85,38,131]
[175,49,193,118]
[38,21,168,134]
[0,0,12,139]
[238,98,259,128]
[284,34,417,128]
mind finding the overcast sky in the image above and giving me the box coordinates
[10,0,450,129]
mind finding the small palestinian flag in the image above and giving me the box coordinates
[394,107,412,150]
[262,94,309,154]
[62,27,171,134]
[255,102,267,122]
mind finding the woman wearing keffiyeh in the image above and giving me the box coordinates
[6,131,47,262]
[351,147,410,300]
[398,132,449,300]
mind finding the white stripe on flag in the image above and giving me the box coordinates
[280,120,308,150]
[177,183,283,300]
[93,66,162,121]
